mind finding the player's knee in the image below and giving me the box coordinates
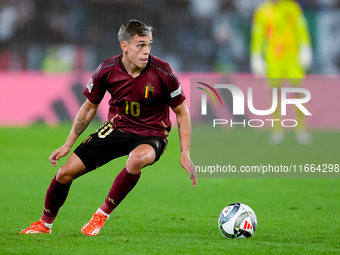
[126,151,154,173]
[56,167,76,184]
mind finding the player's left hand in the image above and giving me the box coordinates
[180,152,197,187]
[250,54,266,76]
[298,45,313,69]
[49,145,71,167]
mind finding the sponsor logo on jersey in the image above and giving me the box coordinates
[144,83,154,99]
[82,135,92,144]
[44,208,52,214]
[170,84,182,98]
[153,140,160,149]
[108,198,115,205]
[86,78,94,93]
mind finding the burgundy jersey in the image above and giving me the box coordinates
[84,54,185,139]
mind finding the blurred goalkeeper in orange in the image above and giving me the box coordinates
[250,0,313,144]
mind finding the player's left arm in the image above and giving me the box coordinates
[171,100,197,187]
[294,1,313,69]
[250,7,266,75]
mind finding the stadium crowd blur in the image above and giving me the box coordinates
[1,0,340,74]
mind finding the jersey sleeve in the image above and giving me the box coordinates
[250,6,265,56]
[166,67,186,108]
[293,2,311,47]
[83,63,107,104]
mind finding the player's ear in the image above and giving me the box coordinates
[121,41,128,53]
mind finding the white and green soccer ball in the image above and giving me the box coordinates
[218,203,257,239]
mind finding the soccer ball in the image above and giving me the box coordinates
[218,202,257,239]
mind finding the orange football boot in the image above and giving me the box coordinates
[19,220,52,234]
[81,211,108,236]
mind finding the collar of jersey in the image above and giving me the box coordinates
[118,54,151,77]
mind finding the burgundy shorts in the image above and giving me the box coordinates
[74,122,167,171]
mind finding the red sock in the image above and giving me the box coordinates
[100,167,141,215]
[41,175,71,224]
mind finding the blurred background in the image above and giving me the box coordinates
[1,0,340,125]
[1,0,340,74]
[1,2,339,253]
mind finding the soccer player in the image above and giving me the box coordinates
[20,19,196,236]
[250,0,313,144]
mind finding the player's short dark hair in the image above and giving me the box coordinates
[118,19,153,43]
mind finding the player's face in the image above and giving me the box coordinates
[123,33,153,70]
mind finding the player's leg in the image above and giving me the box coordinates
[19,153,87,234]
[267,65,284,144]
[42,153,87,221]
[267,78,283,132]
[289,77,305,132]
[81,144,155,236]
[20,122,126,235]
[82,136,166,236]
[102,144,155,210]
[289,75,312,144]
[103,137,166,213]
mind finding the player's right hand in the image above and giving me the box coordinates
[49,146,70,167]
[298,45,313,70]
[250,54,266,76]
[189,158,197,187]
[180,152,197,187]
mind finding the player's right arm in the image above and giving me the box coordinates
[49,99,99,167]
[250,5,267,75]
[250,7,264,56]
[294,1,313,69]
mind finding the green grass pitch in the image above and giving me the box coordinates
[0,123,339,254]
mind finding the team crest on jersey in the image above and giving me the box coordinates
[144,83,154,99]
[86,78,94,93]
